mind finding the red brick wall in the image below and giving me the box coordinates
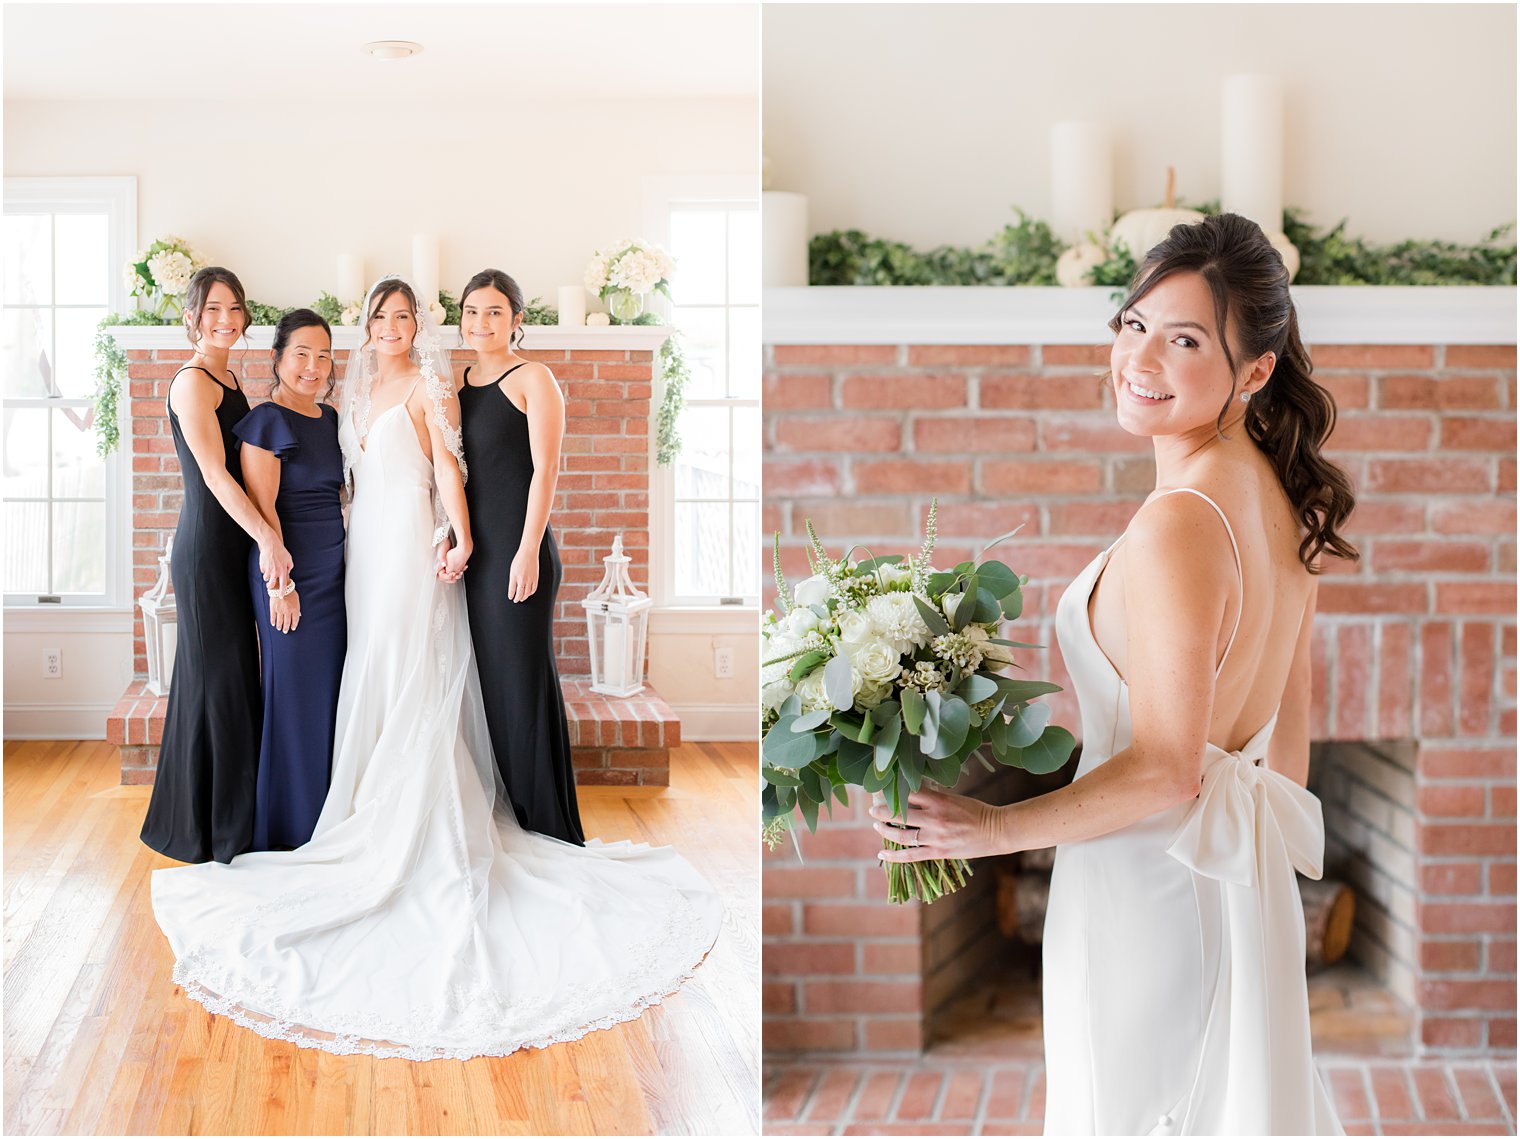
[125,345,653,680]
[762,341,1516,1055]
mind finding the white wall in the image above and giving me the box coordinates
[4,95,759,306]
[763,4,1516,247]
[3,93,760,741]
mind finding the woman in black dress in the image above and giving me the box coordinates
[140,268,294,864]
[236,310,346,850]
[456,269,584,845]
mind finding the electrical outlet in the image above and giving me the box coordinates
[713,646,735,679]
[43,648,61,679]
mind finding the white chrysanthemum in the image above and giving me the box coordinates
[148,249,195,296]
[865,592,931,655]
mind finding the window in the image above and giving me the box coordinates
[645,179,760,608]
[3,177,135,607]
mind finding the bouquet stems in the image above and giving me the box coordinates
[882,840,972,904]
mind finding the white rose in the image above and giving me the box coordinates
[793,574,831,607]
[848,638,903,688]
[878,563,912,589]
[836,609,875,647]
[794,666,831,713]
[783,607,819,637]
[941,591,964,619]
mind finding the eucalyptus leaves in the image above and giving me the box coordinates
[761,503,1078,904]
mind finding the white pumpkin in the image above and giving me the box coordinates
[1266,230,1300,282]
[1107,167,1204,262]
[1056,242,1109,288]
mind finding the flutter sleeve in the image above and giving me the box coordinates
[232,402,300,461]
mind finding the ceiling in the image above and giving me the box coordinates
[3,3,760,102]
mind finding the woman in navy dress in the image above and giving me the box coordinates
[456,269,584,845]
[236,310,347,850]
[140,268,293,864]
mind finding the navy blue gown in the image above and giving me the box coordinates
[235,401,346,851]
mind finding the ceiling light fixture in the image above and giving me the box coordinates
[362,40,422,62]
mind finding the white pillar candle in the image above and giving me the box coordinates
[603,620,627,689]
[762,191,809,287]
[337,254,364,304]
[1221,74,1284,234]
[557,285,586,327]
[1049,122,1113,245]
[411,234,440,309]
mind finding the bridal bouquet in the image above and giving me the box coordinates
[761,503,1077,904]
[124,235,207,317]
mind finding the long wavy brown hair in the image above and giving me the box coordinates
[1111,213,1359,571]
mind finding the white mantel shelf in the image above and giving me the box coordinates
[106,325,673,353]
[763,287,1517,346]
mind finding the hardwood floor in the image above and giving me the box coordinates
[3,738,760,1136]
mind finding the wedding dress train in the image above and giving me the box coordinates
[150,382,721,1061]
[1041,488,1342,1135]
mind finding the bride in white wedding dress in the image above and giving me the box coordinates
[150,276,721,1061]
[873,216,1350,1134]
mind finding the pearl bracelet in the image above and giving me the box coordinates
[268,580,297,599]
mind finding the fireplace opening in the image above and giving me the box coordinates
[921,744,1417,1060]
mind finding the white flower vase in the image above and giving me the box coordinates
[606,288,645,324]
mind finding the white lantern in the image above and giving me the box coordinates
[140,535,178,696]
[582,535,653,698]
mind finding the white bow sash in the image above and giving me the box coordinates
[1147,714,1342,1136]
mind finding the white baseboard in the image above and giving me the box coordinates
[4,703,114,740]
[668,703,758,741]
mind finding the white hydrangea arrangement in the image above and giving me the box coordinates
[583,238,674,322]
[124,235,207,317]
[761,502,1077,904]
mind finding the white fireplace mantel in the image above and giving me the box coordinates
[106,324,673,353]
[762,286,1517,346]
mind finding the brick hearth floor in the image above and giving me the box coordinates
[763,1057,1518,1136]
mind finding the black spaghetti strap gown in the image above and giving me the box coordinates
[459,364,585,846]
[140,367,261,864]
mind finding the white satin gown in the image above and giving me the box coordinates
[150,396,722,1061]
[1042,487,1343,1135]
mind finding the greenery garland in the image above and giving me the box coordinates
[808,205,1517,288]
[655,334,690,467]
[90,293,684,460]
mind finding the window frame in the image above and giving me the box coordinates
[3,176,137,610]
[641,176,760,614]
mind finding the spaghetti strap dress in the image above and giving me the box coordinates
[1042,487,1342,1136]
[140,367,261,865]
[459,364,583,845]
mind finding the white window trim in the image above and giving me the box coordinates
[642,176,760,615]
[3,176,137,610]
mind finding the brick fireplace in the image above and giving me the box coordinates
[762,309,1516,1058]
[106,325,678,786]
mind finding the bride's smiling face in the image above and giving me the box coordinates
[460,286,519,354]
[368,293,417,357]
[1110,270,1264,440]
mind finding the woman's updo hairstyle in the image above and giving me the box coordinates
[269,308,337,402]
[460,268,527,350]
[1110,212,1359,572]
[182,266,250,349]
